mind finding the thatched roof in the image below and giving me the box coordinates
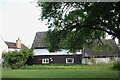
[83,39,120,57]
[32,32,120,57]
[32,32,47,48]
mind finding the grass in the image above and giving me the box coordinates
[2,64,120,79]
[2,68,119,78]
[20,64,113,69]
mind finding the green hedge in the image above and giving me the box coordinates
[112,61,120,70]
[2,48,33,69]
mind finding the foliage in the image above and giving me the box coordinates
[92,42,114,53]
[2,48,33,69]
[39,2,120,52]
[45,30,61,52]
[112,61,120,70]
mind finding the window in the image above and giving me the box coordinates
[66,58,74,63]
[42,58,49,64]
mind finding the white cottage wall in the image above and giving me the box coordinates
[0,37,8,63]
[8,48,20,52]
[82,57,120,64]
[95,58,110,64]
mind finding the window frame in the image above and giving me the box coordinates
[42,58,49,64]
[66,58,74,63]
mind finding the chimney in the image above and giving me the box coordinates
[16,37,21,49]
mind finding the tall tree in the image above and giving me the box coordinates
[38,2,120,52]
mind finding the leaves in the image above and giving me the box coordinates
[39,2,120,52]
[2,49,33,69]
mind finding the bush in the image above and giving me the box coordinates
[2,48,33,69]
[112,61,120,70]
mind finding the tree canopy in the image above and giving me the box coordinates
[38,2,120,52]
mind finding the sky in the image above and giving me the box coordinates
[0,0,119,48]
[0,0,48,48]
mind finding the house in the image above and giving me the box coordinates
[0,37,27,64]
[5,38,27,52]
[26,32,82,65]
[82,39,120,64]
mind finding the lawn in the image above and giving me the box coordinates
[1,64,120,80]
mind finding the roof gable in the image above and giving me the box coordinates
[84,39,120,57]
[32,32,47,48]
[5,41,27,49]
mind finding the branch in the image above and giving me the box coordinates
[67,21,119,39]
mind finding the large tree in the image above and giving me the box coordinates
[38,2,120,52]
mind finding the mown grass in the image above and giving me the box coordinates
[2,64,119,79]
[20,64,113,69]
[2,68,119,78]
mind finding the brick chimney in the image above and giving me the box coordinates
[16,37,21,49]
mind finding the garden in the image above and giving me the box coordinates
[1,49,120,80]
[2,64,120,80]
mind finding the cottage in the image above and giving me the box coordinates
[82,39,120,64]
[5,38,27,52]
[26,32,82,65]
[0,37,27,63]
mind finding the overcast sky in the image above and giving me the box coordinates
[0,0,48,48]
[0,0,119,48]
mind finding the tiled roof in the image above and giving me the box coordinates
[5,41,27,49]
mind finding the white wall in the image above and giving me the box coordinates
[82,57,119,64]
[8,48,20,52]
[0,37,8,63]
[95,58,110,64]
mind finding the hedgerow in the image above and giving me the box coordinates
[2,48,33,69]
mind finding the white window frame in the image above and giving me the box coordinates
[66,58,74,63]
[42,58,49,64]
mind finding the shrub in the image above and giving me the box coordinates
[112,61,120,70]
[2,48,33,69]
